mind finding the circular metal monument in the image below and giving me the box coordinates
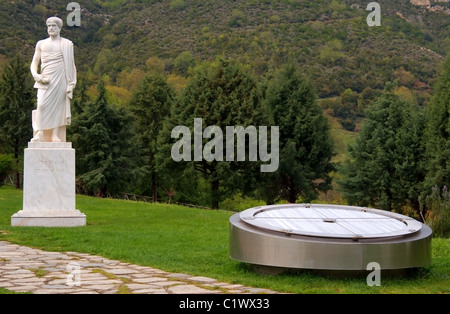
[229,204,432,270]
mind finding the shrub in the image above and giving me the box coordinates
[170,0,186,12]
[424,186,450,238]
[174,51,195,77]
[0,154,14,186]
[228,9,246,27]
[220,194,266,212]
[340,118,356,131]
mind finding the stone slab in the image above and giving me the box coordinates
[28,142,72,149]
[11,212,86,227]
[168,284,219,294]
[132,288,168,294]
[187,276,217,283]
[125,284,160,290]
[106,269,139,275]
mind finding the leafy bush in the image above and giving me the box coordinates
[170,0,186,12]
[0,154,14,186]
[424,186,450,238]
[340,118,356,131]
[220,194,266,212]
[228,9,247,27]
[174,51,195,77]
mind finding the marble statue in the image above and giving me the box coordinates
[10,17,85,227]
[30,17,77,143]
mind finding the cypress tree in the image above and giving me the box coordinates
[130,74,174,202]
[264,66,334,203]
[71,78,89,117]
[423,55,450,193]
[70,80,140,197]
[0,56,34,188]
[340,82,426,216]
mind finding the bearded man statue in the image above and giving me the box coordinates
[30,17,77,143]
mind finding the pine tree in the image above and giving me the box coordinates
[423,55,450,193]
[71,78,89,117]
[264,66,334,203]
[70,80,140,197]
[339,82,426,215]
[0,56,34,188]
[130,74,174,202]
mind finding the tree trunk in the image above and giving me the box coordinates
[152,172,158,203]
[98,187,106,198]
[287,181,298,203]
[288,190,297,204]
[210,179,220,209]
[411,198,423,222]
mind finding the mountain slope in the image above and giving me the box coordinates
[0,0,448,98]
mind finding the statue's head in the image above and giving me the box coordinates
[46,17,63,37]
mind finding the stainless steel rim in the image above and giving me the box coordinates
[230,204,432,270]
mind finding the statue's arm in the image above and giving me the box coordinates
[66,42,76,98]
[30,41,48,84]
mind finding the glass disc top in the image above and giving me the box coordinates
[240,204,423,239]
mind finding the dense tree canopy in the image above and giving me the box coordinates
[70,80,141,197]
[0,47,447,219]
[130,74,174,201]
[0,56,34,188]
[158,58,266,208]
[264,66,334,203]
[339,82,426,216]
[423,55,450,193]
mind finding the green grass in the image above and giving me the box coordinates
[0,288,30,294]
[324,111,359,164]
[0,186,448,294]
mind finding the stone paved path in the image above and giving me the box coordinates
[0,241,278,294]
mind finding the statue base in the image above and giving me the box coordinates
[11,142,86,227]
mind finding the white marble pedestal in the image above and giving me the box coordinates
[11,142,86,227]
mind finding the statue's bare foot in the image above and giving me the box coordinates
[51,134,61,143]
[31,131,44,142]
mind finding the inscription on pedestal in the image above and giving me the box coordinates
[34,158,69,174]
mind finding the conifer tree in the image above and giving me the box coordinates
[130,74,174,202]
[340,82,425,215]
[264,66,334,203]
[423,55,450,193]
[72,78,89,117]
[70,80,140,197]
[0,56,34,188]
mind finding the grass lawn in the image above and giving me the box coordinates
[0,288,30,294]
[0,186,448,294]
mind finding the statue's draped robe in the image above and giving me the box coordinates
[33,38,76,131]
